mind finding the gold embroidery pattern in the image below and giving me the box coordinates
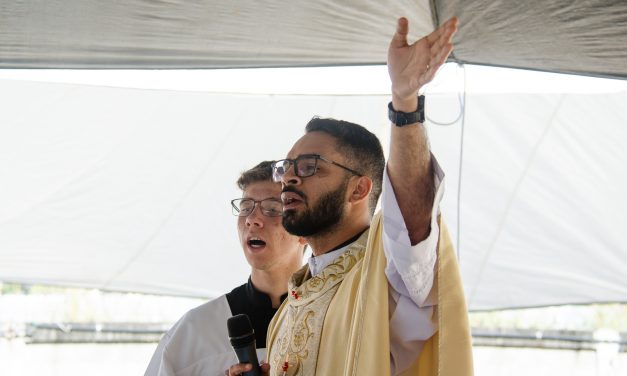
[273,309,315,375]
[269,238,367,376]
[293,246,365,301]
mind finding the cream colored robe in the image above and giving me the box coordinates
[266,212,473,375]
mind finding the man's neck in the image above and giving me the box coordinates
[307,216,370,256]
[250,267,293,308]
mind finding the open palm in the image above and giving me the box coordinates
[388,17,458,102]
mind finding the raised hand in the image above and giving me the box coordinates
[388,17,458,111]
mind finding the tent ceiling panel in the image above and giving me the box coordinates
[1,1,626,79]
[439,0,627,79]
[0,0,432,69]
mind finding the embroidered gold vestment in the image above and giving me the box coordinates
[266,212,473,375]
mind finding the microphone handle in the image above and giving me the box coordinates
[233,344,262,376]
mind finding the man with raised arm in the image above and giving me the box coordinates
[229,17,473,376]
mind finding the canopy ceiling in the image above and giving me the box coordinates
[1,1,627,311]
[1,1,627,79]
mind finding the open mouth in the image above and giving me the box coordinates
[247,237,267,249]
[281,191,304,210]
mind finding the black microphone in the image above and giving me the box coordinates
[227,314,262,376]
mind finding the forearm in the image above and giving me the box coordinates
[385,16,456,244]
[386,106,434,245]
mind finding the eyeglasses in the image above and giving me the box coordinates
[272,154,362,183]
[231,198,283,217]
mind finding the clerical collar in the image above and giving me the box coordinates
[244,276,288,308]
[308,229,368,276]
[225,277,289,348]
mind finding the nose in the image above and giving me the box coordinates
[281,163,302,186]
[246,204,263,228]
[245,205,264,228]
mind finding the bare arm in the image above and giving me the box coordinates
[386,17,457,245]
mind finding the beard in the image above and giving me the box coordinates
[282,178,349,237]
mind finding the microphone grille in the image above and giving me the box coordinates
[227,313,253,338]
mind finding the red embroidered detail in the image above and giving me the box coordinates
[282,360,289,372]
[291,290,298,299]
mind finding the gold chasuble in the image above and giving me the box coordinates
[266,212,473,375]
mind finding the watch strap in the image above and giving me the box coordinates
[388,95,425,126]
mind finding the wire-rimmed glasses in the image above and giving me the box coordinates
[231,198,283,217]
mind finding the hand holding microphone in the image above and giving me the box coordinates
[226,314,269,376]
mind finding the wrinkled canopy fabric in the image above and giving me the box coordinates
[1,0,627,79]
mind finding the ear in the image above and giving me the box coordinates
[348,176,372,205]
[298,237,308,245]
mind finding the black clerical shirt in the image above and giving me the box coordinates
[225,277,288,349]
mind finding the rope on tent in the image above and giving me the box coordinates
[425,63,467,263]
[425,69,466,127]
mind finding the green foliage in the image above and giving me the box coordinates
[1,282,29,294]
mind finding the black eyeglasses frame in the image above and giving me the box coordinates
[272,154,362,182]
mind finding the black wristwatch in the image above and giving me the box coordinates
[388,95,425,126]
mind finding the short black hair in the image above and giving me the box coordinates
[237,160,275,190]
[305,117,384,214]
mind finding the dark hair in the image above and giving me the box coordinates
[305,117,384,214]
[237,160,276,190]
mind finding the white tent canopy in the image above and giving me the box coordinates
[1,1,627,311]
[1,65,626,311]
